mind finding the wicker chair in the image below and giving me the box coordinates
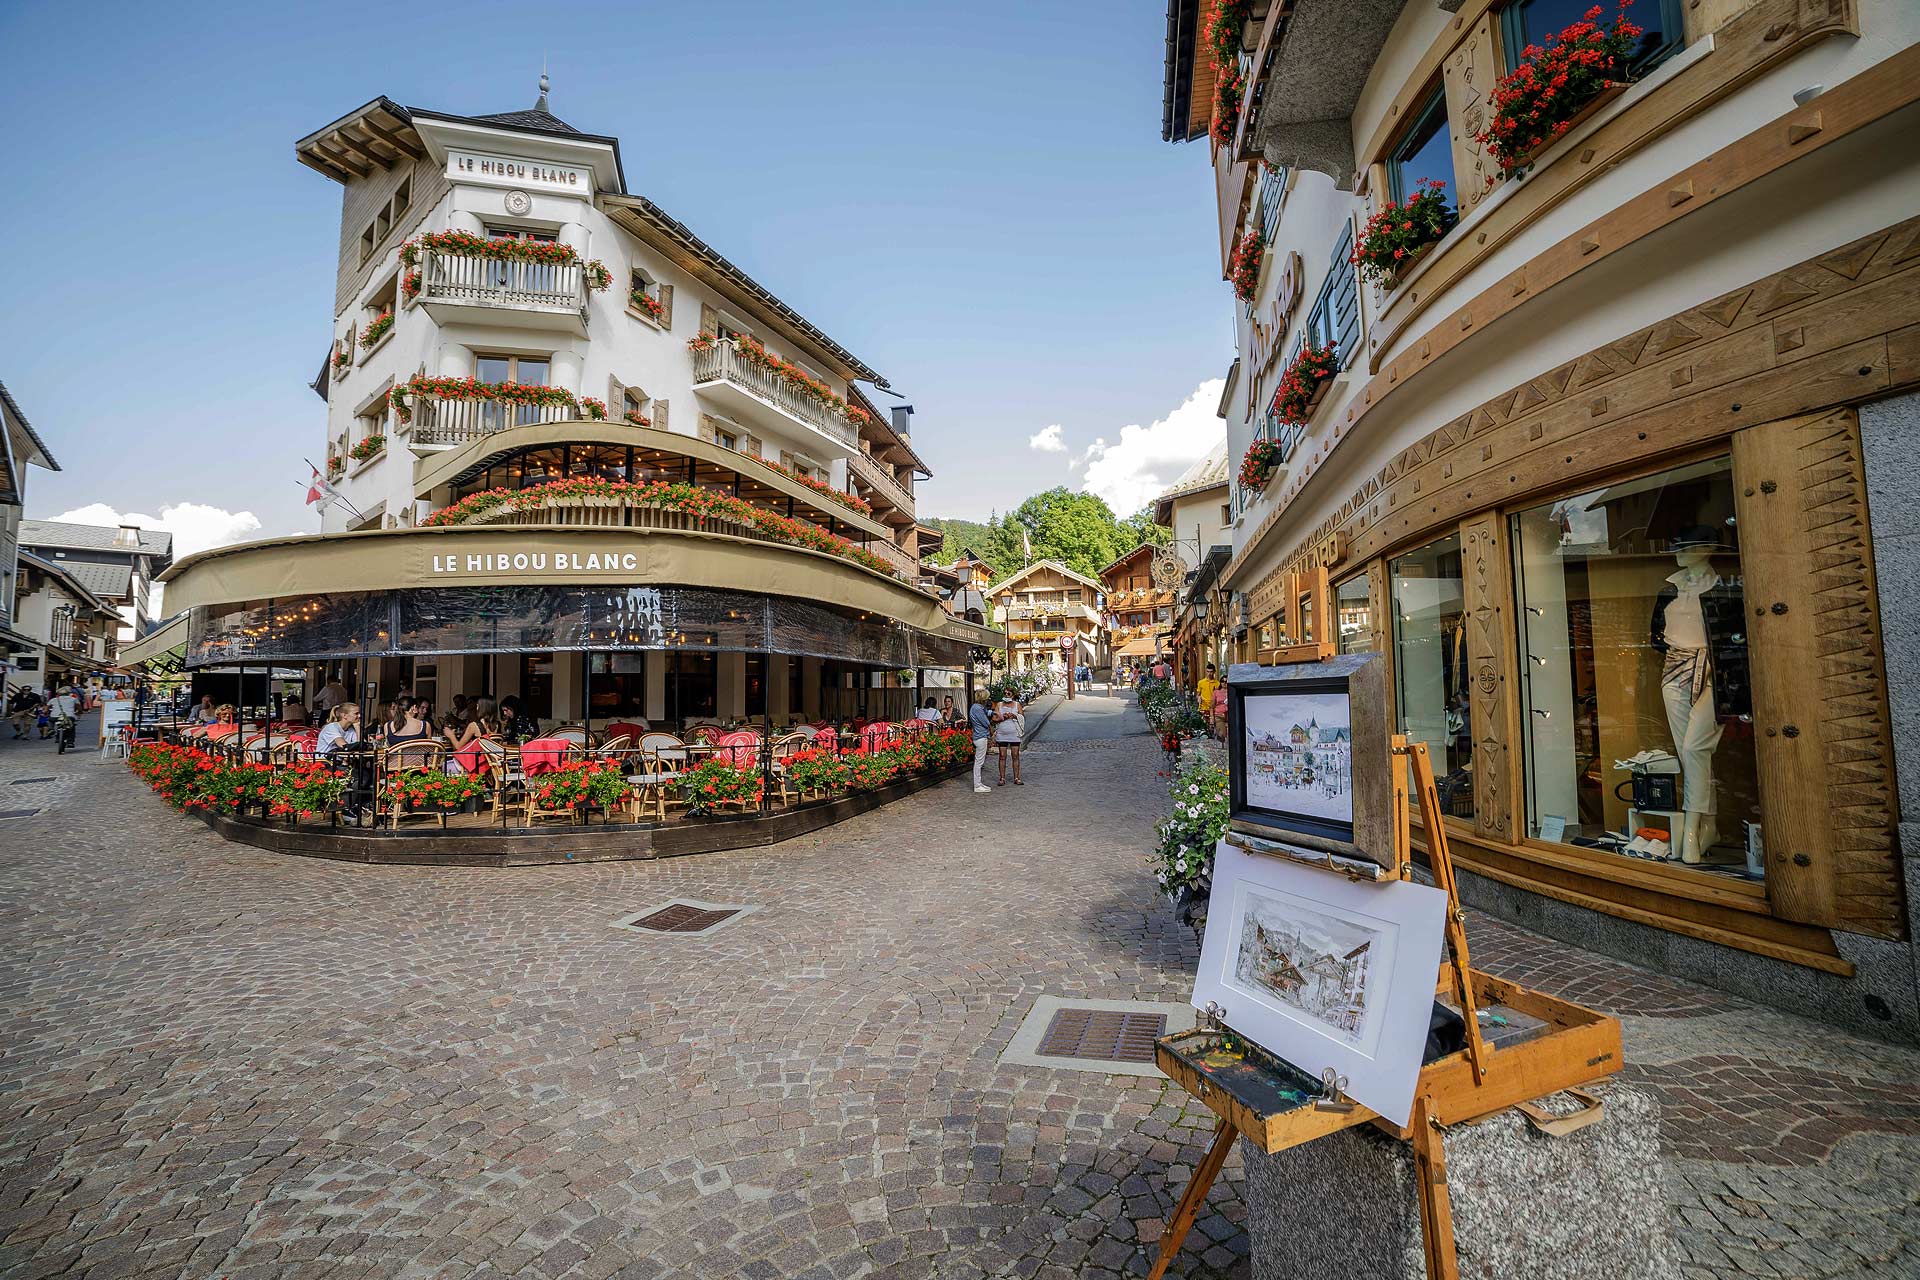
[768,733,813,805]
[378,741,449,829]
[630,733,688,822]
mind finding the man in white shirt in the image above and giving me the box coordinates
[313,678,349,714]
[47,687,80,722]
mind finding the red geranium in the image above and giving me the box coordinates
[1229,227,1264,303]
[1477,3,1643,180]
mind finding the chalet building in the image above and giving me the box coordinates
[19,519,173,646]
[13,551,120,686]
[1100,545,1175,668]
[0,381,60,677]
[1162,0,1920,1040]
[988,560,1107,673]
[127,81,998,728]
[1150,441,1233,686]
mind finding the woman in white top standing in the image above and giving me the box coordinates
[991,689,1025,786]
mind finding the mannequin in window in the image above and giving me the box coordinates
[1649,526,1748,863]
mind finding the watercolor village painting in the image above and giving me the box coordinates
[1243,691,1355,825]
[1232,887,1383,1048]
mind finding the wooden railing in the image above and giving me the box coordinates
[850,448,915,515]
[867,539,918,575]
[416,250,589,323]
[690,338,857,448]
[410,395,579,447]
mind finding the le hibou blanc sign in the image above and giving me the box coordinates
[446,150,589,195]
[1244,250,1305,419]
[429,548,642,577]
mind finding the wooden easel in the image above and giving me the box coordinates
[1147,736,1486,1280]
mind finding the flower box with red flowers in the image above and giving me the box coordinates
[1239,438,1284,496]
[402,269,422,301]
[390,374,588,425]
[326,454,345,479]
[1477,4,1640,182]
[1210,57,1246,148]
[677,758,763,814]
[1352,179,1456,291]
[784,748,849,797]
[629,288,666,323]
[331,347,351,374]
[359,309,394,349]
[1272,341,1339,424]
[348,435,386,464]
[578,396,609,421]
[399,229,613,292]
[384,768,485,814]
[1229,227,1264,303]
[1204,0,1253,71]
[623,409,653,428]
[528,759,630,816]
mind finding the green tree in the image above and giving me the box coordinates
[924,490,1170,582]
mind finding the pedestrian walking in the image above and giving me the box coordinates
[992,688,1025,786]
[968,690,994,794]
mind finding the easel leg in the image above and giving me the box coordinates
[1411,1099,1460,1280]
[1407,740,1491,1086]
[1147,1117,1237,1280]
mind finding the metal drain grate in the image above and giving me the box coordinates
[1035,1009,1167,1064]
[10,777,55,785]
[0,809,40,821]
[629,903,739,933]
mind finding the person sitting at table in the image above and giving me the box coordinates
[916,697,941,724]
[315,703,361,757]
[443,701,497,757]
[281,697,310,726]
[203,706,241,742]
[498,696,540,744]
[383,698,434,745]
[941,695,959,726]
[190,695,218,725]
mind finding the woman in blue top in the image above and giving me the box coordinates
[967,690,994,794]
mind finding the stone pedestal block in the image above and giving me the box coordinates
[1243,1083,1678,1280]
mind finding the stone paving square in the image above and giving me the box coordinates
[0,697,1917,1278]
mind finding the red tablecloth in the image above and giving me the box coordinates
[519,737,574,775]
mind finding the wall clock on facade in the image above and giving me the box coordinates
[504,189,533,215]
[1152,549,1186,591]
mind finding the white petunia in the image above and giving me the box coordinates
[1188,784,1200,795]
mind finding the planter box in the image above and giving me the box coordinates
[1379,240,1437,295]
[1505,82,1627,177]
[1277,373,1332,425]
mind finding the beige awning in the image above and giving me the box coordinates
[1114,635,1164,658]
[117,613,189,669]
[159,524,951,632]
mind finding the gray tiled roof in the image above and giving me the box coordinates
[19,519,173,557]
[60,560,134,601]
[471,107,581,136]
[0,379,59,471]
[1157,440,1230,501]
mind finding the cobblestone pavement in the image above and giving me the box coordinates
[2,696,1917,1278]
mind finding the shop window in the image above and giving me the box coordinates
[745,655,767,719]
[1510,457,1756,875]
[1296,587,1315,646]
[589,652,648,718]
[1500,0,1684,79]
[1388,86,1454,209]
[1336,575,1373,654]
[1390,533,1473,820]
[667,651,717,721]
[519,655,553,721]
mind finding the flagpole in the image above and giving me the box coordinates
[301,460,367,524]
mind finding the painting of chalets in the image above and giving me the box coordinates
[1243,691,1354,825]
[1233,888,1382,1047]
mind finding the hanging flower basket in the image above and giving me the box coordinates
[1477,4,1642,182]
[1238,438,1283,495]
[1229,227,1264,303]
[1273,342,1339,424]
[1352,179,1455,291]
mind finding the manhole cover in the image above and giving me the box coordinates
[999,997,1194,1077]
[1036,1008,1167,1064]
[0,809,40,821]
[613,898,759,937]
[633,903,737,932]
[10,777,55,785]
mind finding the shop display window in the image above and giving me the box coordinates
[1390,533,1473,820]
[1336,575,1373,654]
[1510,457,1759,877]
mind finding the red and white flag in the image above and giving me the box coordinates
[305,464,338,512]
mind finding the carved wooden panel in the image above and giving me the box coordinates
[1734,408,1904,938]
[1460,514,1520,842]
[1443,13,1500,217]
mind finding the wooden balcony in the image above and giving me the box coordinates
[409,395,579,449]
[690,338,857,453]
[849,448,915,518]
[867,538,919,576]
[414,250,590,335]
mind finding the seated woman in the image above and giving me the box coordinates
[315,703,361,757]
[383,698,434,746]
[444,701,499,773]
[497,696,540,745]
[203,706,241,742]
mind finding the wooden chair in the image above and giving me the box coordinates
[379,741,450,830]
[769,733,812,805]
[595,733,633,758]
[631,733,688,822]
[473,738,521,818]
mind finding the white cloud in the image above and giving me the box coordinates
[1075,379,1227,516]
[1028,423,1066,453]
[48,501,263,559]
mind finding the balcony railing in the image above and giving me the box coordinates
[850,448,915,515]
[409,395,579,448]
[867,539,918,576]
[415,250,590,327]
[690,338,857,449]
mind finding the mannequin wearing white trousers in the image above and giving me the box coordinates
[1660,553,1722,862]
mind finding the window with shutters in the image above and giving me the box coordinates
[1258,165,1290,247]
[1297,222,1359,373]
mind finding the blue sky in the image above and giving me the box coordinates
[1,0,1230,551]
